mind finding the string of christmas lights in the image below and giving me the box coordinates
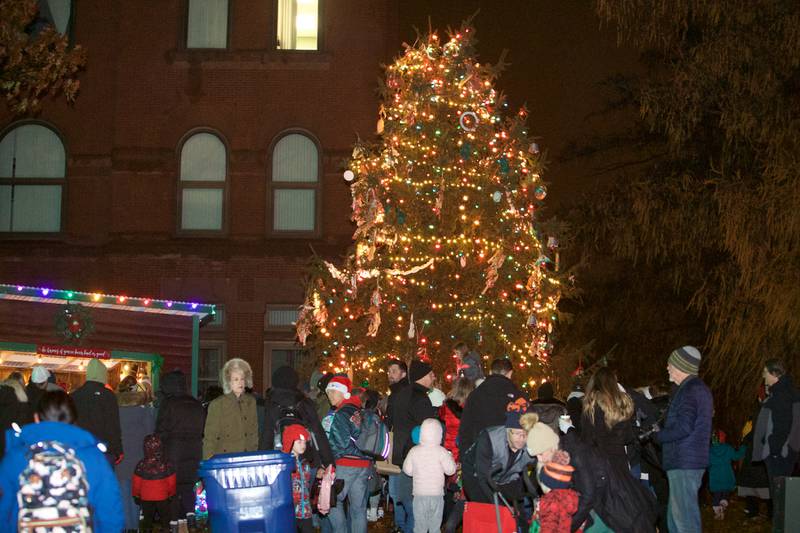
[296,23,563,390]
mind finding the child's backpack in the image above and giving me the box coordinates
[354,408,391,461]
[271,401,318,452]
[17,440,92,532]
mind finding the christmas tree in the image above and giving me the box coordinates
[296,22,562,391]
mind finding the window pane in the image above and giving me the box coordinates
[181,133,226,182]
[0,124,65,178]
[46,0,71,34]
[187,0,228,49]
[277,0,318,50]
[274,189,314,231]
[0,186,10,231]
[272,134,318,182]
[268,308,299,328]
[8,185,62,232]
[271,349,306,372]
[199,347,222,380]
[182,188,223,230]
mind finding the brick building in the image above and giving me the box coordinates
[0,0,398,395]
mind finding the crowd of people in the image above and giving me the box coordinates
[0,344,797,532]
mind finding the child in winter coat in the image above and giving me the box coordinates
[283,424,314,533]
[132,434,176,529]
[708,430,745,520]
[403,418,457,533]
[536,451,579,533]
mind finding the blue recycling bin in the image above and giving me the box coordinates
[198,450,295,533]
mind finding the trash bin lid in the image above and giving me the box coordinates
[199,450,292,471]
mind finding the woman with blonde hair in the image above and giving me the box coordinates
[202,358,258,459]
[580,367,635,472]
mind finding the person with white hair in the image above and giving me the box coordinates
[202,358,258,459]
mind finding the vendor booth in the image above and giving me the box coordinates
[0,283,215,395]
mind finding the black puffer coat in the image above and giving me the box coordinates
[457,374,525,454]
[155,370,206,484]
[391,381,438,467]
[71,380,123,461]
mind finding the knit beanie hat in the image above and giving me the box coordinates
[539,461,574,490]
[505,397,530,429]
[31,365,50,384]
[409,359,432,383]
[282,424,310,453]
[668,346,701,375]
[86,359,108,384]
[272,365,300,390]
[537,381,555,401]
[526,422,560,456]
[326,375,352,399]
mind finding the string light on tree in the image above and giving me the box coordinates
[296,21,563,388]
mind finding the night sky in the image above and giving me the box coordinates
[398,0,642,210]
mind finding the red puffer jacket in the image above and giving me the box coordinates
[439,399,462,462]
[132,472,176,501]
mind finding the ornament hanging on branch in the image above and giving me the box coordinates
[407,313,416,339]
[481,248,507,295]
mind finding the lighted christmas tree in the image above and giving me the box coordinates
[296,22,562,391]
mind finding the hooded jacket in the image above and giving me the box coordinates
[439,399,463,461]
[71,379,123,461]
[132,435,177,502]
[458,373,525,454]
[753,374,800,461]
[402,418,456,496]
[0,421,124,533]
[655,375,713,470]
[708,441,745,492]
[155,370,206,483]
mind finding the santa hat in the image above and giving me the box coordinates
[282,424,310,453]
[325,375,352,399]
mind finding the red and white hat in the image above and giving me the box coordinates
[325,375,352,399]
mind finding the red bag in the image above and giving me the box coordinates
[463,500,517,533]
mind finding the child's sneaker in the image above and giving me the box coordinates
[378,506,384,519]
[713,505,724,520]
[367,508,379,522]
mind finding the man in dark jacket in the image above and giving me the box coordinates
[385,358,410,532]
[71,358,123,464]
[156,369,205,520]
[753,358,799,521]
[458,357,524,455]
[259,365,333,467]
[654,346,712,533]
[390,359,438,533]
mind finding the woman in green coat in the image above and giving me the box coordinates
[202,358,258,459]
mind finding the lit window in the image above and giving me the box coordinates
[187,0,228,49]
[271,133,319,233]
[0,123,65,233]
[179,132,226,232]
[276,0,319,50]
[266,306,300,329]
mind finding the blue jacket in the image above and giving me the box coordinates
[0,421,124,532]
[708,442,745,492]
[656,375,713,470]
[325,398,371,466]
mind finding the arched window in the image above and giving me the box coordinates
[179,131,227,232]
[187,0,229,49]
[0,123,66,233]
[270,132,319,233]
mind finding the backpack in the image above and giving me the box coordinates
[354,408,391,461]
[271,401,318,452]
[17,440,92,532]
